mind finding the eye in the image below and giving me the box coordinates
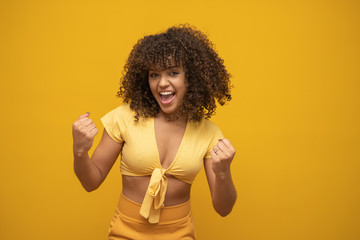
[170,71,179,76]
[149,73,158,78]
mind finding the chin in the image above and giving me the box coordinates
[159,106,180,116]
[161,109,176,115]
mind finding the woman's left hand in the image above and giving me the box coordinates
[210,138,236,177]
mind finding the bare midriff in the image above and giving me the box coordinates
[122,174,191,206]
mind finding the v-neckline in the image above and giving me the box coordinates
[152,117,189,170]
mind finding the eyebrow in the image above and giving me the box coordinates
[149,66,179,71]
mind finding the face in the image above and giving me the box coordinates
[148,65,187,117]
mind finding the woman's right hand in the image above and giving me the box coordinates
[72,112,98,156]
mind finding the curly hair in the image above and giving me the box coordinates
[116,24,232,121]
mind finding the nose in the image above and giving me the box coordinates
[158,73,170,88]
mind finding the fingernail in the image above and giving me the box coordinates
[218,139,223,141]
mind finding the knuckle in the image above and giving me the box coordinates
[73,125,82,132]
[85,134,93,140]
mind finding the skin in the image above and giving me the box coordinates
[72,66,237,216]
[148,65,187,118]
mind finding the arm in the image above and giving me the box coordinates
[204,138,237,217]
[72,113,123,192]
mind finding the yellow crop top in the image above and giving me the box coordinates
[101,104,223,223]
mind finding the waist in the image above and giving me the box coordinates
[122,174,191,206]
[118,193,192,225]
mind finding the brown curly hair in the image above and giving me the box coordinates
[117,24,232,121]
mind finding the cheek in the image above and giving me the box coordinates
[180,79,188,95]
[177,86,187,100]
[148,81,156,94]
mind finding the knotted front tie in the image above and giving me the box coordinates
[140,168,168,223]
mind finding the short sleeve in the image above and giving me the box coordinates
[204,122,224,159]
[100,105,132,143]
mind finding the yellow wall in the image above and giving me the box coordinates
[1,0,359,239]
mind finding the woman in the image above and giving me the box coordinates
[72,24,237,239]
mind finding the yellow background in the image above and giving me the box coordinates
[1,0,359,239]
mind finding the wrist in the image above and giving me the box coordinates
[73,147,89,159]
[215,170,232,181]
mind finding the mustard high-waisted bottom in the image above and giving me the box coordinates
[108,194,196,240]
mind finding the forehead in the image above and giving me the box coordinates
[149,58,182,71]
[149,65,180,72]
[148,51,183,70]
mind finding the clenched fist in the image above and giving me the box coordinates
[72,112,98,156]
[209,138,235,177]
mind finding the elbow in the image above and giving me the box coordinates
[83,183,99,192]
[213,194,237,217]
[216,207,233,217]
[219,211,231,217]
[84,186,96,192]
[74,170,101,192]
[213,200,235,217]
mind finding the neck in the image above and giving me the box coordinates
[156,111,188,124]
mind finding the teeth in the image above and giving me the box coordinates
[160,92,174,95]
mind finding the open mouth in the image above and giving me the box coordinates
[159,91,175,104]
